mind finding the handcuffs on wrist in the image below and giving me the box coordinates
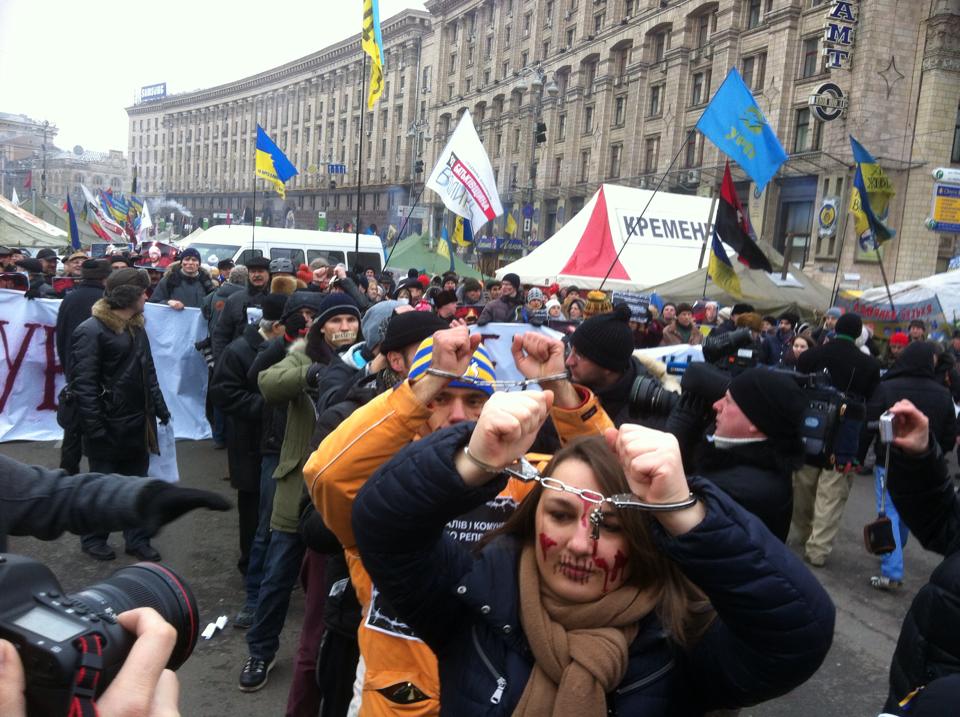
[462,449,699,540]
[425,367,570,389]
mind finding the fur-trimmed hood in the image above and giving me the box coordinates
[92,298,145,333]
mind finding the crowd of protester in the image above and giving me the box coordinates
[6,240,960,716]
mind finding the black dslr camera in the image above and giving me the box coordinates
[0,555,199,716]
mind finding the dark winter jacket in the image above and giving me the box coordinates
[760,329,795,366]
[885,442,960,711]
[209,323,266,491]
[866,342,956,463]
[353,423,835,716]
[693,439,802,542]
[202,280,244,335]
[55,280,104,377]
[69,300,169,460]
[149,266,214,308]
[211,283,269,358]
[0,454,154,552]
[248,335,290,456]
[25,273,55,299]
[476,295,523,325]
[797,335,881,399]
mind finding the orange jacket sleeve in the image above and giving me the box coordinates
[303,381,432,550]
[550,384,615,445]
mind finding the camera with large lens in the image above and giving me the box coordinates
[629,375,679,418]
[0,554,199,716]
[701,328,760,375]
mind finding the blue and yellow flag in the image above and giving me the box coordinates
[255,125,298,198]
[850,136,896,251]
[696,67,788,192]
[361,0,385,110]
[452,216,473,246]
[708,234,742,298]
[66,195,81,250]
[505,212,518,237]
[436,225,455,271]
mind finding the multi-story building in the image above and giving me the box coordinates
[126,0,960,287]
[44,149,129,208]
[0,112,57,199]
[126,10,432,233]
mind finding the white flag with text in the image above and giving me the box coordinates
[426,109,503,230]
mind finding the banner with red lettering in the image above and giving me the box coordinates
[0,290,212,443]
[836,290,949,340]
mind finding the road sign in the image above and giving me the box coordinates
[398,205,427,219]
[522,203,534,219]
[523,218,532,232]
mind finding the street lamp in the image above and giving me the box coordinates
[405,118,432,233]
[516,64,558,255]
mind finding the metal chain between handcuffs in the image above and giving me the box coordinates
[424,367,570,389]
[502,457,699,539]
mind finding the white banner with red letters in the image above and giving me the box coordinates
[0,289,212,443]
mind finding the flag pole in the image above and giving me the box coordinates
[599,129,695,290]
[876,246,897,313]
[252,174,257,252]
[355,53,367,263]
[829,172,855,305]
[698,173,721,297]
[384,182,426,270]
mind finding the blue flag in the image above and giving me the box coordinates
[255,125,298,198]
[66,195,80,250]
[437,225,455,272]
[849,136,896,251]
[696,67,788,192]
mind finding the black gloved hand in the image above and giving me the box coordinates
[284,312,308,342]
[138,482,232,535]
[305,362,325,388]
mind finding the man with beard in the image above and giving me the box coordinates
[476,272,523,325]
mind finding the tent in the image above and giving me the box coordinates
[645,251,834,320]
[0,195,69,249]
[25,196,102,245]
[496,184,716,290]
[385,233,484,279]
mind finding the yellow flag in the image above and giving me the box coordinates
[505,213,518,237]
[361,0,384,110]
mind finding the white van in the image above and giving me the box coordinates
[179,225,385,273]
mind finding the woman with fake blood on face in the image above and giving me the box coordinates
[353,392,835,717]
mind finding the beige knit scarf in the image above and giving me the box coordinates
[513,543,660,717]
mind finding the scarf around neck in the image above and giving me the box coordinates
[513,543,659,717]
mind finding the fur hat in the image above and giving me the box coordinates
[270,275,299,296]
[104,268,150,310]
[583,290,612,319]
[735,312,763,332]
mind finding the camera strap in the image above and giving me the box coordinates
[68,634,104,717]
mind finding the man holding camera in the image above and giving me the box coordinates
[793,312,881,566]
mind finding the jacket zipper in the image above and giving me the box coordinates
[615,659,675,695]
[472,624,507,704]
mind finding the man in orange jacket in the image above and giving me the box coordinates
[303,326,614,716]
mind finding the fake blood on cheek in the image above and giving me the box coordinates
[593,550,628,593]
[539,533,558,560]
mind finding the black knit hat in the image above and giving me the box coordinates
[381,311,449,353]
[261,293,289,321]
[434,289,458,309]
[778,312,800,329]
[315,293,360,327]
[502,273,521,291]
[731,303,754,315]
[835,312,863,339]
[570,303,634,371]
[81,259,111,280]
[728,368,805,440]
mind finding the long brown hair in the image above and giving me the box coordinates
[486,436,715,647]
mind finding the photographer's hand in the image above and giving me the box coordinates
[0,608,180,717]
[887,399,930,456]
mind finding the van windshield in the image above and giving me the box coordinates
[188,243,240,265]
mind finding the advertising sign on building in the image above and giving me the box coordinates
[140,83,167,103]
[818,197,840,237]
[928,168,960,234]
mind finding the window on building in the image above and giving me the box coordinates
[584,105,595,133]
[644,135,660,173]
[696,13,711,48]
[793,108,822,152]
[521,50,529,66]
[691,70,711,106]
[684,130,702,168]
[542,41,551,59]
[505,25,512,46]
[449,53,458,74]
[648,83,664,117]
[502,61,510,79]
[747,0,762,29]
[741,52,767,90]
[613,95,626,126]
[953,103,960,163]
[652,31,667,61]
[609,143,622,178]
[553,155,563,185]
[594,12,604,33]
[485,36,493,59]
[579,150,591,182]
[557,113,567,140]
[801,37,820,78]
[514,127,522,151]
[510,163,518,187]
[524,12,532,35]
[566,27,575,48]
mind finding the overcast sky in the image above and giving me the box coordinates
[0,0,425,153]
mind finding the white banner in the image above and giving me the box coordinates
[426,109,504,230]
[0,289,212,443]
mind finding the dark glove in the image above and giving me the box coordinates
[305,362,325,388]
[284,312,308,342]
[138,482,231,535]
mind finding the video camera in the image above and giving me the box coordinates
[680,362,866,469]
[0,555,198,716]
[701,328,760,375]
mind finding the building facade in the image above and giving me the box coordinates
[0,112,57,200]
[44,149,129,208]
[126,0,960,288]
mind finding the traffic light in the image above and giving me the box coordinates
[535,121,547,144]
[415,159,424,174]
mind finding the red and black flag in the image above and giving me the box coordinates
[715,160,772,273]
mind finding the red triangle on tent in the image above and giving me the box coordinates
[559,187,630,280]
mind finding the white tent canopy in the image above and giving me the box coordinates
[497,184,716,290]
[855,269,960,323]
